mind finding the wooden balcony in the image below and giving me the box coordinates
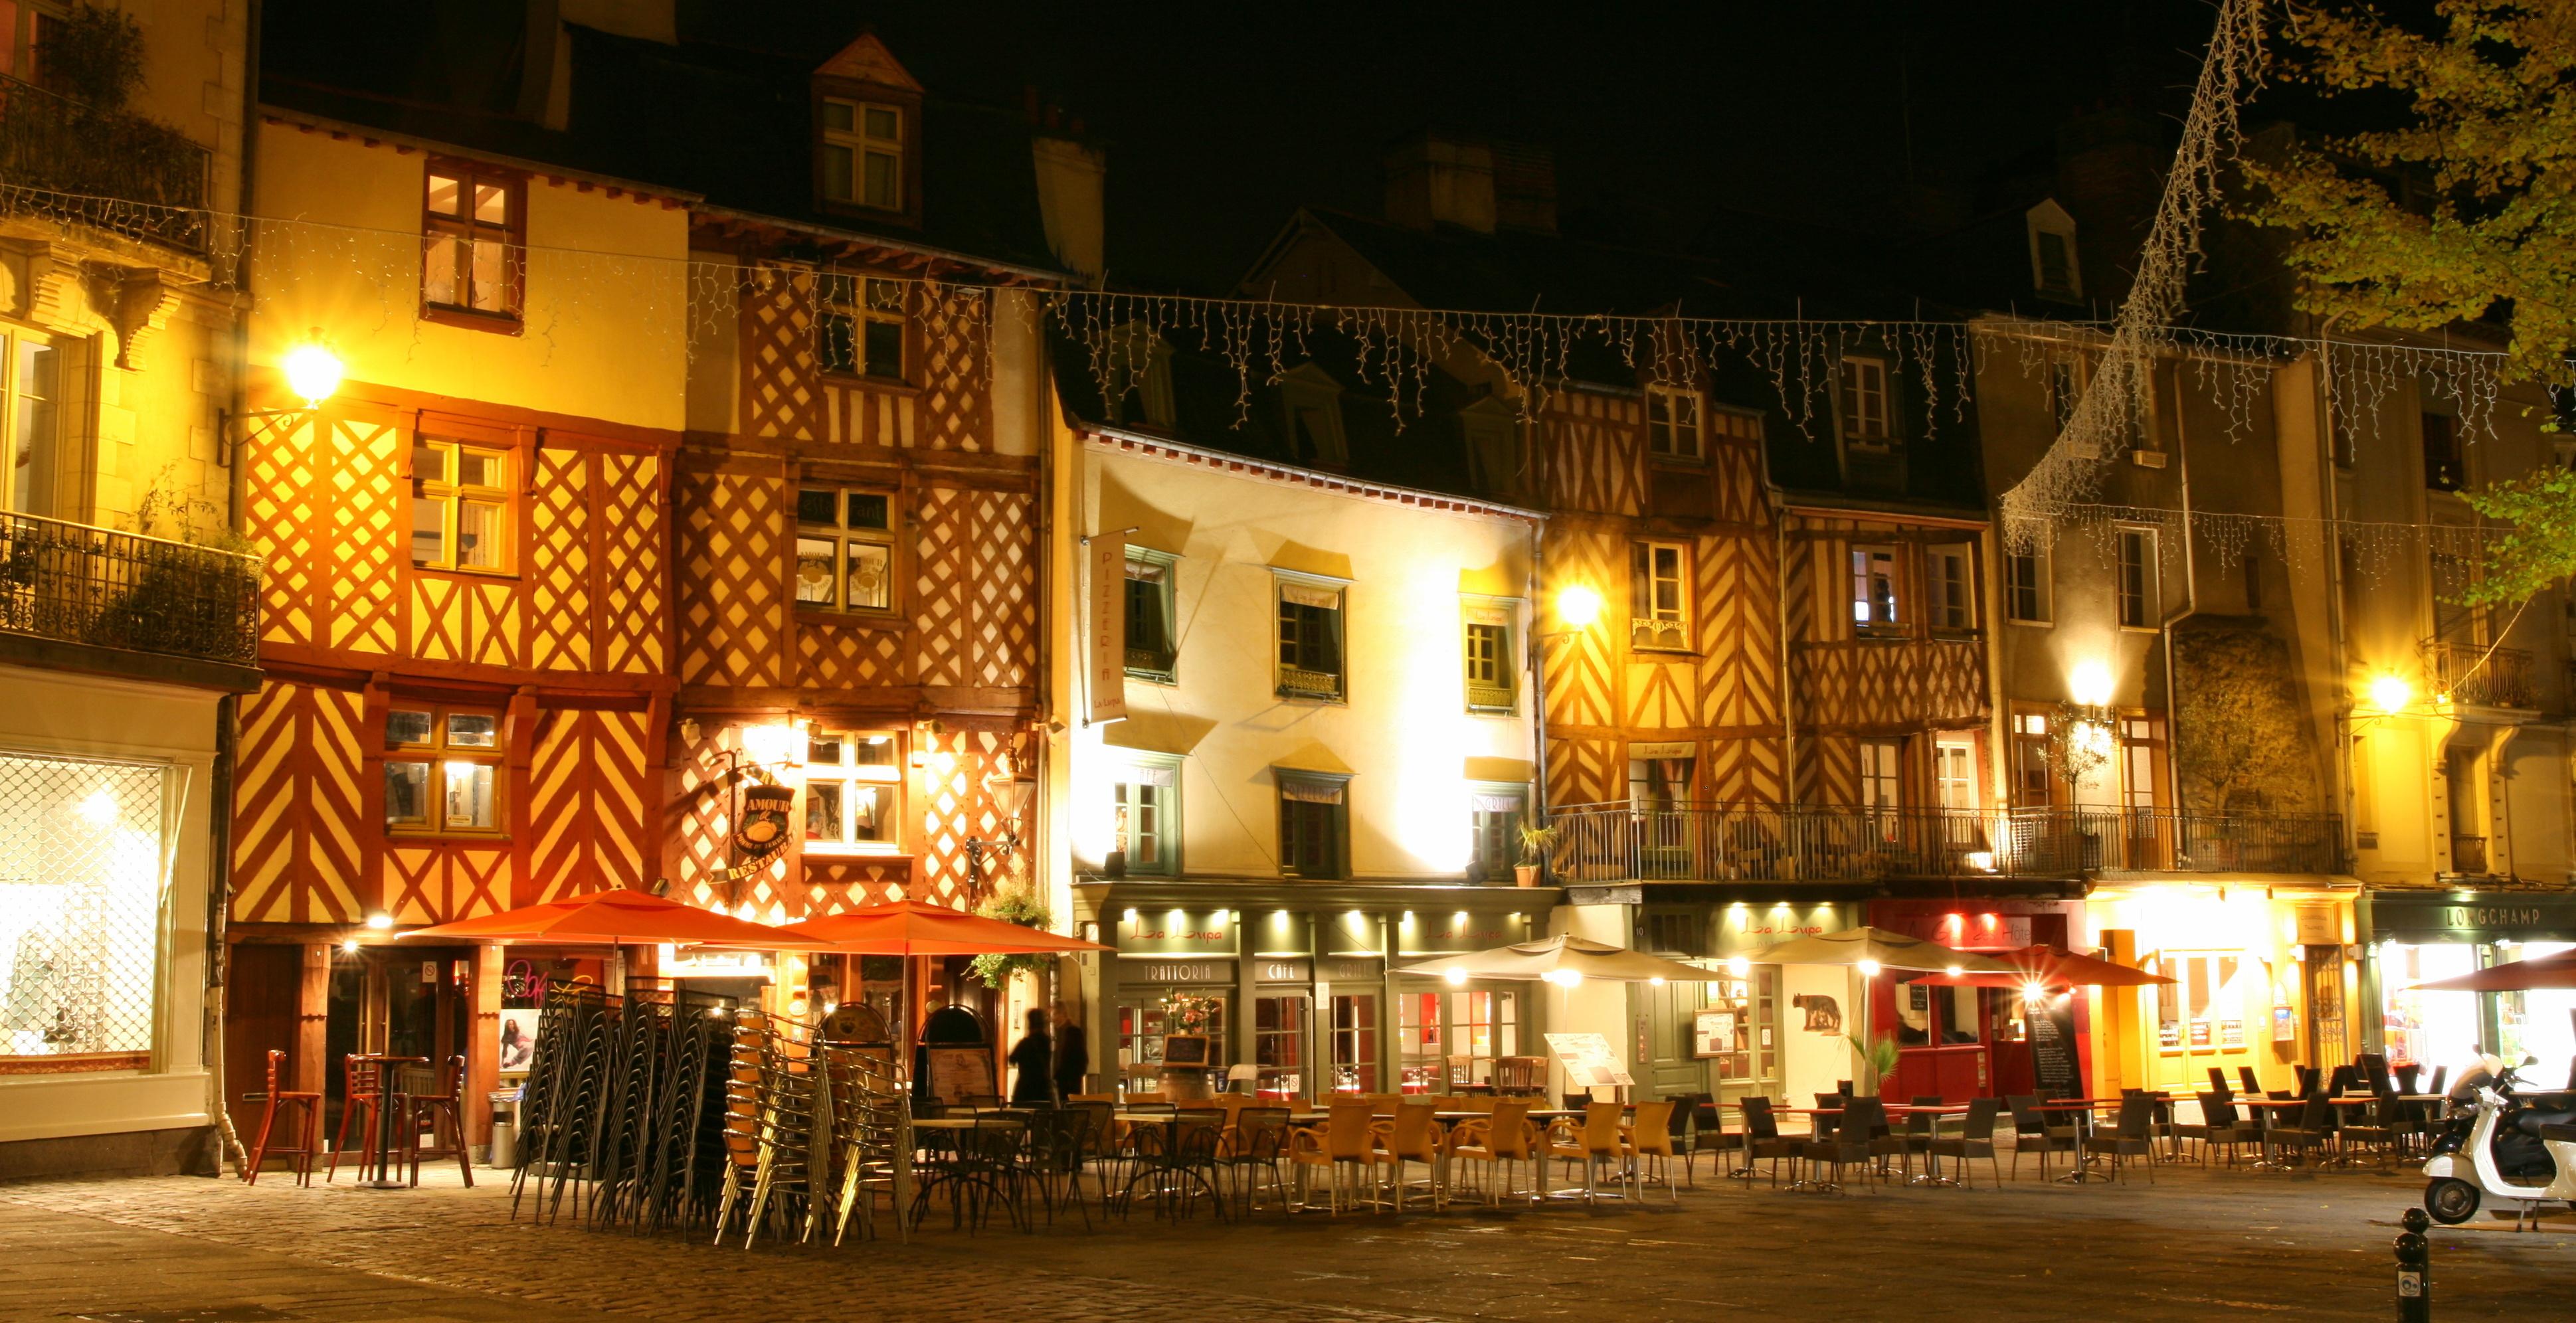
[1547,802,2348,883]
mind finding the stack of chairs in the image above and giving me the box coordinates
[818,1038,913,1245]
[511,984,618,1225]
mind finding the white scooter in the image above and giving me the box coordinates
[2423,1054,2576,1229]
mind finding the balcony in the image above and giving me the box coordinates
[1548,802,2348,883]
[0,74,213,251]
[0,510,260,682]
[2425,640,2534,709]
[2450,835,2490,876]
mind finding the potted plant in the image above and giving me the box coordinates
[1846,1032,1900,1095]
[1514,822,1559,887]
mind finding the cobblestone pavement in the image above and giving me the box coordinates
[7,1158,2574,1322]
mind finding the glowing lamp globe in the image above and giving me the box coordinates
[2368,673,2413,717]
[1554,583,1604,630]
[2069,659,2115,709]
[282,338,343,406]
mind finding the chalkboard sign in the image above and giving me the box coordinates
[2028,997,2082,1098]
[1160,1033,1210,1066]
[924,1046,996,1104]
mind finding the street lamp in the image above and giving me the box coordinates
[2367,672,2414,717]
[1554,583,1603,632]
[219,329,343,466]
[964,758,1039,898]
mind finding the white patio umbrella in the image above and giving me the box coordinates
[1394,933,1717,986]
[1748,928,2019,1091]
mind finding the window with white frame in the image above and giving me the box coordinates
[411,440,512,572]
[1631,541,1689,652]
[796,486,897,613]
[2005,538,2051,624]
[1927,543,1974,633]
[804,731,901,851]
[818,274,905,381]
[1646,385,1704,460]
[1859,739,1903,840]
[1850,545,1900,632]
[1462,600,1515,713]
[385,705,503,834]
[1,328,66,519]
[1627,746,1694,811]
[1275,575,1346,701]
[1468,784,1527,881]
[821,98,903,211]
[0,752,167,1063]
[2117,526,2158,629]
[1109,760,1178,875]
[1934,740,1977,813]
[1839,356,1890,445]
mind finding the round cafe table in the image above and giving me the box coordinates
[353,1055,428,1190]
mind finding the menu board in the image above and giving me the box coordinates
[1692,1010,1736,1059]
[2028,998,2082,1098]
[1544,1031,1631,1088]
[924,1046,996,1104]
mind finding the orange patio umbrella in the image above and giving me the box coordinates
[771,898,1109,956]
[401,887,808,991]
[1901,944,2175,989]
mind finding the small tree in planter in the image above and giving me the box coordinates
[1515,822,1559,887]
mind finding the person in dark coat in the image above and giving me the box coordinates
[1008,1008,1054,1104]
[1052,1000,1090,1099]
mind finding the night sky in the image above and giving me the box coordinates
[865,1,2233,293]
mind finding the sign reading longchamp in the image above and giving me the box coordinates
[1087,535,1128,725]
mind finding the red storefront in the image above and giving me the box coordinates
[1867,898,2092,1100]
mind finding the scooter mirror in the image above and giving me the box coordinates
[2526,1053,2542,1066]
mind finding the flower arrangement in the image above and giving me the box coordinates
[1161,990,1216,1034]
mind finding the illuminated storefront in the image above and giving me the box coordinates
[2362,892,2576,1086]
[1625,897,1858,1108]
[2084,881,2358,1097]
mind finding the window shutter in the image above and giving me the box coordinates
[1278,580,1340,610]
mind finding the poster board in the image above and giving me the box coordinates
[1544,1031,1631,1088]
[1691,1008,1736,1060]
[924,1046,996,1104]
[495,1008,539,1075]
[2027,995,2082,1098]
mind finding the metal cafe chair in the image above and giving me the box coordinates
[242,1048,322,1187]
[2005,1095,2078,1182]
[2080,1095,2159,1184]
[1217,1106,1295,1215]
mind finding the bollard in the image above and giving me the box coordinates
[2395,1206,2432,1322]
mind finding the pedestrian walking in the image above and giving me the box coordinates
[1008,1007,1055,1104]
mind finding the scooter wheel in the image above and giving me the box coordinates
[2424,1178,2480,1225]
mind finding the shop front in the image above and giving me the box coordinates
[1869,899,2087,1101]
[1083,882,1550,1104]
[1631,895,1858,1109]
[2363,891,2576,1087]
[2084,881,2357,1098]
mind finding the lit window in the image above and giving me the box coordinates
[819,274,905,381]
[1109,761,1178,875]
[1627,749,1693,811]
[1630,541,1689,652]
[1646,385,1703,460]
[821,98,903,210]
[2118,527,2158,628]
[1275,576,1345,701]
[804,731,901,851]
[421,165,522,323]
[795,487,897,613]
[1859,739,1903,839]
[0,754,165,1065]
[385,705,502,834]
[3,330,62,519]
[1462,602,1515,713]
[1839,357,1889,444]
[1468,786,1526,880]
[411,440,511,572]
[2009,711,2052,808]
[1934,741,1977,812]
[1851,545,1900,632]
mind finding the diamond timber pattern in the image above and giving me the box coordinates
[915,285,990,452]
[741,266,826,443]
[796,618,900,689]
[676,470,786,687]
[323,419,400,655]
[230,680,367,923]
[599,454,665,673]
[911,485,970,688]
[527,448,592,671]
[244,414,320,648]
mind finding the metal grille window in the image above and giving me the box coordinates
[421,164,523,323]
[1275,576,1344,701]
[385,706,502,834]
[0,753,166,1064]
[796,487,897,613]
[411,440,511,572]
[818,274,905,380]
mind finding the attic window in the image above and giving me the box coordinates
[823,98,903,211]
[2025,203,2080,299]
[1278,367,1348,468]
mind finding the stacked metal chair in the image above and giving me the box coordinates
[818,1034,913,1245]
[510,984,618,1225]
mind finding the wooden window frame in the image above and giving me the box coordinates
[1849,543,1903,636]
[2005,539,2053,625]
[2116,525,2158,630]
[0,325,66,519]
[1645,384,1704,462]
[795,485,901,616]
[1932,739,1978,813]
[820,96,905,212]
[1927,542,1977,636]
[1468,782,1528,881]
[802,729,904,855]
[419,161,525,332]
[1109,757,1182,877]
[409,439,515,575]
[1839,355,1890,447]
[1276,769,1350,880]
[1123,547,1178,682]
[1274,573,1347,703]
[817,273,908,384]
[2008,707,2057,808]
[1630,540,1691,653]
[384,704,506,838]
[1461,598,1517,715]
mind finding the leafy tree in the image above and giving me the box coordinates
[2456,466,2576,606]
[2245,0,2576,389]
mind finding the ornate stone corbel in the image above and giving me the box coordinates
[13,242,80,328]
[106,270,183,371]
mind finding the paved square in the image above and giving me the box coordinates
[5,1158,2572,1322]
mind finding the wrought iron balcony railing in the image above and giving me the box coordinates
[0,74,213,250]
[2450,834,2490,876]
[2425,639,2534,709]
[0,510,259,667]
[1546,801,2348,883]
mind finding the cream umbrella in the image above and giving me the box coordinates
[1748,928,2019,1093]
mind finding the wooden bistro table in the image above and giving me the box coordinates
[353,1055,429,1190]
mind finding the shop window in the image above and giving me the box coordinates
[1461,601,1515,712]
[1274,576,1345,701]
[1399,988,1519,1092]
[1646,384,1704,461]
[1277,770,1347,879]
[1839,355,1890,446]
[1850,545,1901,633]
[804,731,901,851]
[820,98,904,211]
[2,329,65,519]
[0,753,165,1065]
[1898,982,1981,1047]
[1109,760,1177,875]
[2147,951,2249,1053]
[795,486,897,614]
[1467,785,1526,881]
[1121,993,1229,1076]
[1701,965,1777,1084]
[2117,526,2158,628]
[1123,549,1177,680]
[818,274,905,381]
[1252,994,1307,1099]
[1630,541,1689,652]
[385,705,503,835]
[420,163,523,326]
[1927,543,1974,633]
[410,440,512,573]
[1329,992,1376,1093]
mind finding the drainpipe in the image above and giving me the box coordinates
[1770,483,1797,802]
[1528,509,1550,830]
[2160,363,2200,822]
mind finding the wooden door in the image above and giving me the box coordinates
[221,943,302,1137]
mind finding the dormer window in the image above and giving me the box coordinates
[2025,200,2081,300]
[823,98,903,211]
[1278,365,1348,468]
[1838,356,1890,446]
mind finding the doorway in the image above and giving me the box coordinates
[221,943,304,1141]
[322,945,473,1142]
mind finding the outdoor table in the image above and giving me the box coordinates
[354,1054,428,1190]
[1890,1103,1972,1187]
[909,1112,1032,1232]
[1111,1111,1227,1219]
[2231,1097,2310,1170]
[2034,1100,2138,1183]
